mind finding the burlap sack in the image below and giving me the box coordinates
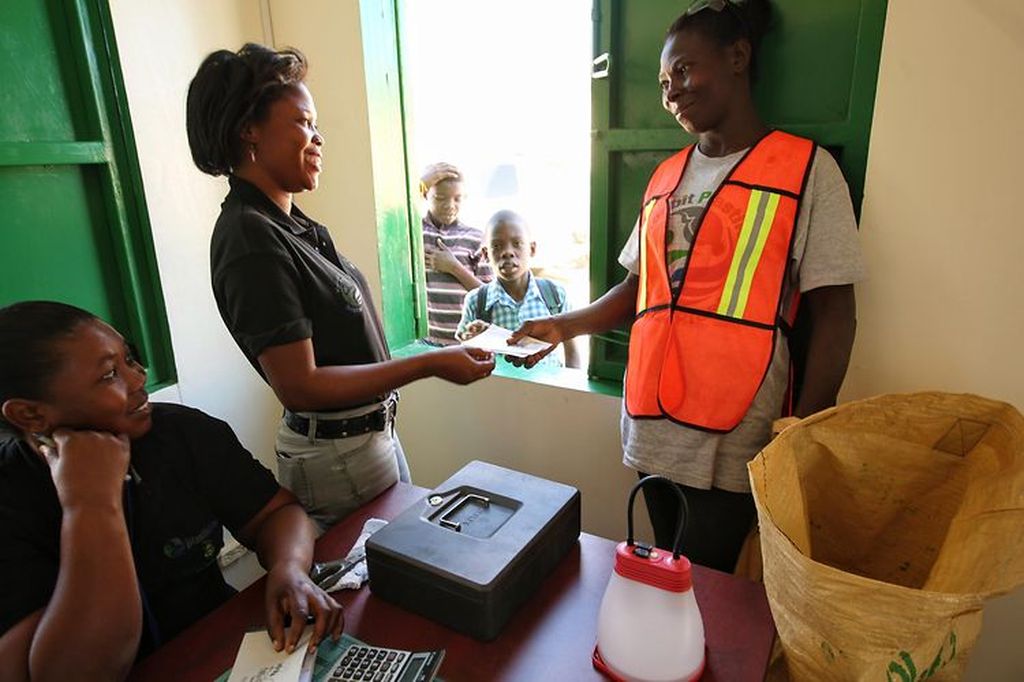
[748,392,1024,681]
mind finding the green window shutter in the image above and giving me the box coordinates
[0,0,175,388]
[361,0,424,348]
[589,0,887,383]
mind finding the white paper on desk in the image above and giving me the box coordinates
[460,324,553,358]
[226,630,314,682]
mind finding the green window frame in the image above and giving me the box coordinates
[360,0,421,350]
[0,0,175,389]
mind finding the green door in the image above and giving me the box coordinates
[589,0,887,383]
[0,0,174,386]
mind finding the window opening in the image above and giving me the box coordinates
[401,0,593,367]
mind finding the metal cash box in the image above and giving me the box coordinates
[365,460,581,641]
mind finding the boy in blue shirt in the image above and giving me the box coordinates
[457,210,580,368]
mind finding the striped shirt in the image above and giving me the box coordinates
[423,216,492,345]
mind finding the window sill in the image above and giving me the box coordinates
[392,340,623,398]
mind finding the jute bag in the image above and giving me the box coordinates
[748,392,1024,681]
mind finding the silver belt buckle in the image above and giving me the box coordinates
[383,392,398,423]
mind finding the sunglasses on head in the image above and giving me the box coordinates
[685,0,747,17]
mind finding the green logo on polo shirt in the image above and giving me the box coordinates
[163,520,220,560]
[335,274,363,310]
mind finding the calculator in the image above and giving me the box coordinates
[326,644,444,682]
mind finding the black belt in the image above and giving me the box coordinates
[284,396,398,440]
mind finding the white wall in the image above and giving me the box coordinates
[844,0,1024,410]
[108,0,281,468]
[846,2,1024,679]
[267,0,384,300]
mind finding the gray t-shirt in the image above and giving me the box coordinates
[617,144,867,492]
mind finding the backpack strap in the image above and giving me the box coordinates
[474,280,560,325]
[536,278,562,315]
[474,286,491,323]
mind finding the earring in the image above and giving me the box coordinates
[248,143,257,164]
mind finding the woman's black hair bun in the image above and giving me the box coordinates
[185,44,307,177]
[738,0,774,49]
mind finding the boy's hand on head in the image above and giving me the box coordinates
[508,319,563,369]
[458,320,490,341]
[42,429,131,511]
[432,346,495,384]
[419,162,461,196]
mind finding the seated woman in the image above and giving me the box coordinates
[0,301,342,682]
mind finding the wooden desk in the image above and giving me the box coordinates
[129,483,774,681]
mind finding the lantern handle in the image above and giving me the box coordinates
[626,475,690,561]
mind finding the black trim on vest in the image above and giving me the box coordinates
[723,179,801,200]
[625,347,778,435]
[770,141,818,416]
[641,150,696,409]
[633,303,673,321]
[772,142,819,332]
[656,395,739,434]
[656,152,694,297]
[673,305,776,331]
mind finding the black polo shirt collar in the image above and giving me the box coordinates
[226,175,321,239]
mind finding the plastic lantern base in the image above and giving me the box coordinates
[592,645,706,682]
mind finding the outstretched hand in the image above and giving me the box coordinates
[507,318,564,369]
[432,345,495,384]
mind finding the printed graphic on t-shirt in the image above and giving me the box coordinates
[666,187,751,310]
[666,191,711,286]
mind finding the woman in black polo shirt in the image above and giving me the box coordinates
[0,301,342,678]
[186,44,494,529]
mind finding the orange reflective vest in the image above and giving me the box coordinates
[624,130,816,432]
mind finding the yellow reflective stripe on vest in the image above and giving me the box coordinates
[637,197,658,312]
[717,189,781,318]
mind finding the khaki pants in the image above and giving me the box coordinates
[275,401,409,531]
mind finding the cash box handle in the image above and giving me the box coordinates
[438,493,491,533]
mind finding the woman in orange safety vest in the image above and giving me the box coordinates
[511,0,866,571]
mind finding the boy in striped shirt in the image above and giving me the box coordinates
[420,162,492,345]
